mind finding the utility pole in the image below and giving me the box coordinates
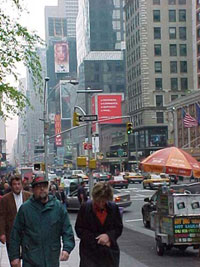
[44,77,50,181]
[76,88,102,195]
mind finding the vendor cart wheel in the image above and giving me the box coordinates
[156,240,164,256]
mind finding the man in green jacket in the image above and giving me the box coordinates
[9,176,75,267]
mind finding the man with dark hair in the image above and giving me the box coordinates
[9,176,75,267]
[0,175,31,254]
[77,181,88,205]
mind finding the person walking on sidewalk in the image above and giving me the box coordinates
[9,176,75,267]
[77,181,88,205]
[0,175,31,254]
[75,182,123,267]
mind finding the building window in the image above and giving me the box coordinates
[153,0,160,4]
[171,95,178,101]
[179,27,186,40]
[197,12,200,22]
[168,0,176,4]
[155,61,162,73]
[181,78,188,90]
[179,10,186,22]
[180,61,187,73]
[180,44,187,56]
[169,10,176,22]
[154,44,162,56]
[156,95,163,107]
[171,78,178,90]
[169,27,176,39]
[170,44,177,56]
[197,28,200,38]
[154,27,161,39]
[155,78,163,90]
[170,61,178,73]
[198,60,200,71]
[178,0,186,4]
[153,10,161,22]
[156,112,164,123]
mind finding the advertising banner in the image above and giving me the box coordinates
[97,94,123,124]
[60,84,71,120]
[54,42,69,73]
[54,114,62,146]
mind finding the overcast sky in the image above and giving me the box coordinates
[6,0,57,158]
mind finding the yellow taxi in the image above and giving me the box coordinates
[123,172,144,184]
[143,173,170,189]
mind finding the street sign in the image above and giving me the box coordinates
[78,115,98,122]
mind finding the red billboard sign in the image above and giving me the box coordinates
[97,94,123,124]
[54,114,62,146]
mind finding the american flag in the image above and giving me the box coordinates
[182,108,198,128]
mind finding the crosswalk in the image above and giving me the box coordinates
[120,187,154,201]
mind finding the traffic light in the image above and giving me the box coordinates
[73,112,80,127]
[126,122,133,135]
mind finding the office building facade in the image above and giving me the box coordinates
[125,0,195,157]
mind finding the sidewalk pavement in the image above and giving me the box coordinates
[0,236,80,267]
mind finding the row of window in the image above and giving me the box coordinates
[153,0,186,4]
[154,44,187,56]
[154,27,186,40]
[153,9,186,23]
[155,61,187,73]
[155,77,188,91]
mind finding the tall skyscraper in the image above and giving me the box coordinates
[124,0,195,157]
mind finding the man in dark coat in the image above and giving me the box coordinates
[9,176,75,267]
[75,182,123,267]
[0,175,31,253]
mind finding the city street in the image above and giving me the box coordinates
[67,182,200,267]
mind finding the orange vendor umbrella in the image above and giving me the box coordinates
[140,147,200,178]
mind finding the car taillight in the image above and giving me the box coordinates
[115,196,121,202]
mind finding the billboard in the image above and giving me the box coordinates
[54,42,69,73]
[92,94,123,132]
[60,84,71,120]
[54,114,62,146]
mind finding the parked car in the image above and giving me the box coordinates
[123,172,144,183]
[141,191,158,228]
[66,188,132,211]
[108,175,129,189]
[143,173,170,189]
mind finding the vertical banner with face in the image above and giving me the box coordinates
[54,114,62,146]
[54,42,69,73]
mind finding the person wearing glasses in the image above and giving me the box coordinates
[9,176,75,267]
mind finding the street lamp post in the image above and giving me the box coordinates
[44,77,50,180]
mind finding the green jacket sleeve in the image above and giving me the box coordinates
[8,206,25,261]
[61,205,75,253]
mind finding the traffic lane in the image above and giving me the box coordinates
[119,227,200,267]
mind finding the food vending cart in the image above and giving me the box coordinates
[154,185,200,256]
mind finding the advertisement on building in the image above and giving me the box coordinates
[54,42,69,73]
[54,114,62,146]
[92,94,124,132]
[60,84,71,120]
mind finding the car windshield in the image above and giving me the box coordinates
[73,170,83,174]
[150,174,161,179]
[113,176,124,181]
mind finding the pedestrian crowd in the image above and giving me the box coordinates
[0,172,123,267]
